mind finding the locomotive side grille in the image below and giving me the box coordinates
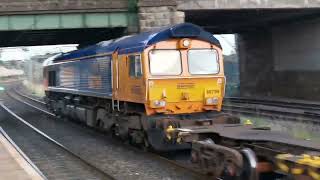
[57,56,112,96]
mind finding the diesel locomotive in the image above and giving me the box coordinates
[43,23,227,150]
[44,23,320,179]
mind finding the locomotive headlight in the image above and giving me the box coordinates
[153,100,166,108]
[179,38,191,49]
[206,97,219,105]
[183,39,190,47]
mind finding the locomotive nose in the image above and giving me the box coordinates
[146,77,224,114]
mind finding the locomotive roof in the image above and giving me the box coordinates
[54,23,221,62]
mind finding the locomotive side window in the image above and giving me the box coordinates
[188,49,219,75]
[149,50,182,75]
[129,55,142,78]
[48,71,56,86]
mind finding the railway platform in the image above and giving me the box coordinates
[0,127,45,180]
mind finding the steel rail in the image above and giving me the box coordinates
[6,91,55,116]
[223,105,320,124]
[17,87,320,179]
[0,101,116,180]
[18,87,303,126]
[223,103,320,118]
[11,87,207,179]
[223,99,320,123]
[14,88,46,105]
[224,97,320,111]
[14,88,320,179]
[0,126,48,180]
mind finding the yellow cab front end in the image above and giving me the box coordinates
[143,38,225,115]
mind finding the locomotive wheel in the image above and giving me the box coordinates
[111,125,120,139]
[142,136,151,152]
[240,148,258,180]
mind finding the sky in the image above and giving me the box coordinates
[215,34,236,55]
[0,45,78,61]
[0,34,236,61]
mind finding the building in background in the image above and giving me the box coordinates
[24,53,59,95]
[1,60,24,69]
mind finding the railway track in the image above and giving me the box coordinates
[14,87,46,105]
[15,85,320,130]
[5,87,206,180]
[16,88,320,123]
[223,97,320,123]
[225,97,320,111]
[0,103,114,180]
[12,87,320,180]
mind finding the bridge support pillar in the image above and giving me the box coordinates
[237,18,320,100]
[237,29,274,97]
[138,0,185,32]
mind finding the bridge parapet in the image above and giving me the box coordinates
[177,0,320,10]
[138,0,185,32]
[0,0,128,14]
[0,0,137,47]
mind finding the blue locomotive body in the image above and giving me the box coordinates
[47,55,113,98]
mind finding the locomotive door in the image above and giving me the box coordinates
[124,54,145,103]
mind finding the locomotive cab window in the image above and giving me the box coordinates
[129,55,142,78]
[149,50,182,75]
[48,71,57,86]
[188,49,219,75]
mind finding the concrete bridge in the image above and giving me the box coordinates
[1,0,320,46]
[0,0,137,47]
[173,0,320,100]
[177,0,320,9]
[1,0,320,100]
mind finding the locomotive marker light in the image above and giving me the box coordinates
[206,97,219,105]
[183,39,190,47]
[152,99,166,108]
[179,38,191,49]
